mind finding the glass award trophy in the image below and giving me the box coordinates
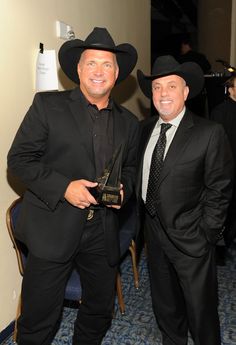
[91,144,123,205]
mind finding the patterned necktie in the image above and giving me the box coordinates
[146,123,172,216]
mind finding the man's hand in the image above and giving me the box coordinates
[64,179,98,209]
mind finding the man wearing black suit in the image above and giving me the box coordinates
[211,75,236,252]
[136,56,233,345]
[7,27,139,345]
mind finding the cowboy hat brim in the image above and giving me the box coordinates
[137,61,204,99]
[58,39,137,85]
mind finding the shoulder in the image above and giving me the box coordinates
[184,113,230,155]
[113,102,139,124]
[192,112,219,127]
[33,89,72,104]
[140,115,158,127]
[188,110,225,135]
[139,116,158,138]
[26,90,73,124]
[212,100,228,112]
[211,100,232,120]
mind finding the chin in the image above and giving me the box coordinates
[159,112,175,121]
[159,110,172,118]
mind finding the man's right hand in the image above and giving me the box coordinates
[64,179,98,209]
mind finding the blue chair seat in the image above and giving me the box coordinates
[65,269,82,301]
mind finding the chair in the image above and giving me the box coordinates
[6,197,139,340]
[116,199,139,314]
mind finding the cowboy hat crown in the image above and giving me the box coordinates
[59,27,137,85]
[137,55,204,99]
[78,27,118,50]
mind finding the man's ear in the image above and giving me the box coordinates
[184,85,189,101]
[77,63,81,75]
[115,66,119,80]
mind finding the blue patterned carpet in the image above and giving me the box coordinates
[3,244,236,345]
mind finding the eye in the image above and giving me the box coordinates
[87,61,95,67]
[104,63,112,68]
[152,85,160,91]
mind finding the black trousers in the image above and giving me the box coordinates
[145,213,221,345]
[17,212,117,345]
[224,191,236,247]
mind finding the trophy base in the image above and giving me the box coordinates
[91,186,121,206]
[99,190,121,205]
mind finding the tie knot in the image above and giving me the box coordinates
[160,123,172,134]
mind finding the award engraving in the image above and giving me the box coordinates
[91,144,123,205]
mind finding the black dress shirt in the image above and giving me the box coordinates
[79,89,114,178]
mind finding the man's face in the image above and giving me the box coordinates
[77,49,119,104]
[229,79,236,101]
[152,74,189,121]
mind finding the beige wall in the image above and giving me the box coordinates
[0,0,150,331]
[198,0,233,72]
[231,0,236,65]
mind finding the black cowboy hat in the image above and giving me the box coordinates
[137,55,204,99]
[58,27,137,85]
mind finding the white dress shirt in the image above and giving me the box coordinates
[142,108,186,202]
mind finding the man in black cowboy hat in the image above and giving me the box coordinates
[8,27,139,345]
[136,55,233,345]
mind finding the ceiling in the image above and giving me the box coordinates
[151,0,198,31]
[151,0,198,58]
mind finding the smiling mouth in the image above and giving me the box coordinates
[160,100,172,104]
[91,79,104,84]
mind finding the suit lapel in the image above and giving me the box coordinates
[136,116,158,196]
[112,103,128,152]
[140,116,158,158]
[158,110,194,187]
[68,87,94,164]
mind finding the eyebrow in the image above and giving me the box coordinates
[152,80,178,86]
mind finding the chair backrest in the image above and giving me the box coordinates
[6,198,82,302]
[119,198,137,257]
[6,198,27,275]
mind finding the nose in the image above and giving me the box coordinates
[160,87,168,96]
[93,64,103,76]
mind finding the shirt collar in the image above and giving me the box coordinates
[79,87,113,111]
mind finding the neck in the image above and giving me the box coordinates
[81,90,110,110]
[89,96,109,109]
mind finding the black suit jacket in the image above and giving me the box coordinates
[137,109,234,257]
[211,98,236,162]
[8,87,139,265]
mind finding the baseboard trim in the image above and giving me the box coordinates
[0,321,14,344]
